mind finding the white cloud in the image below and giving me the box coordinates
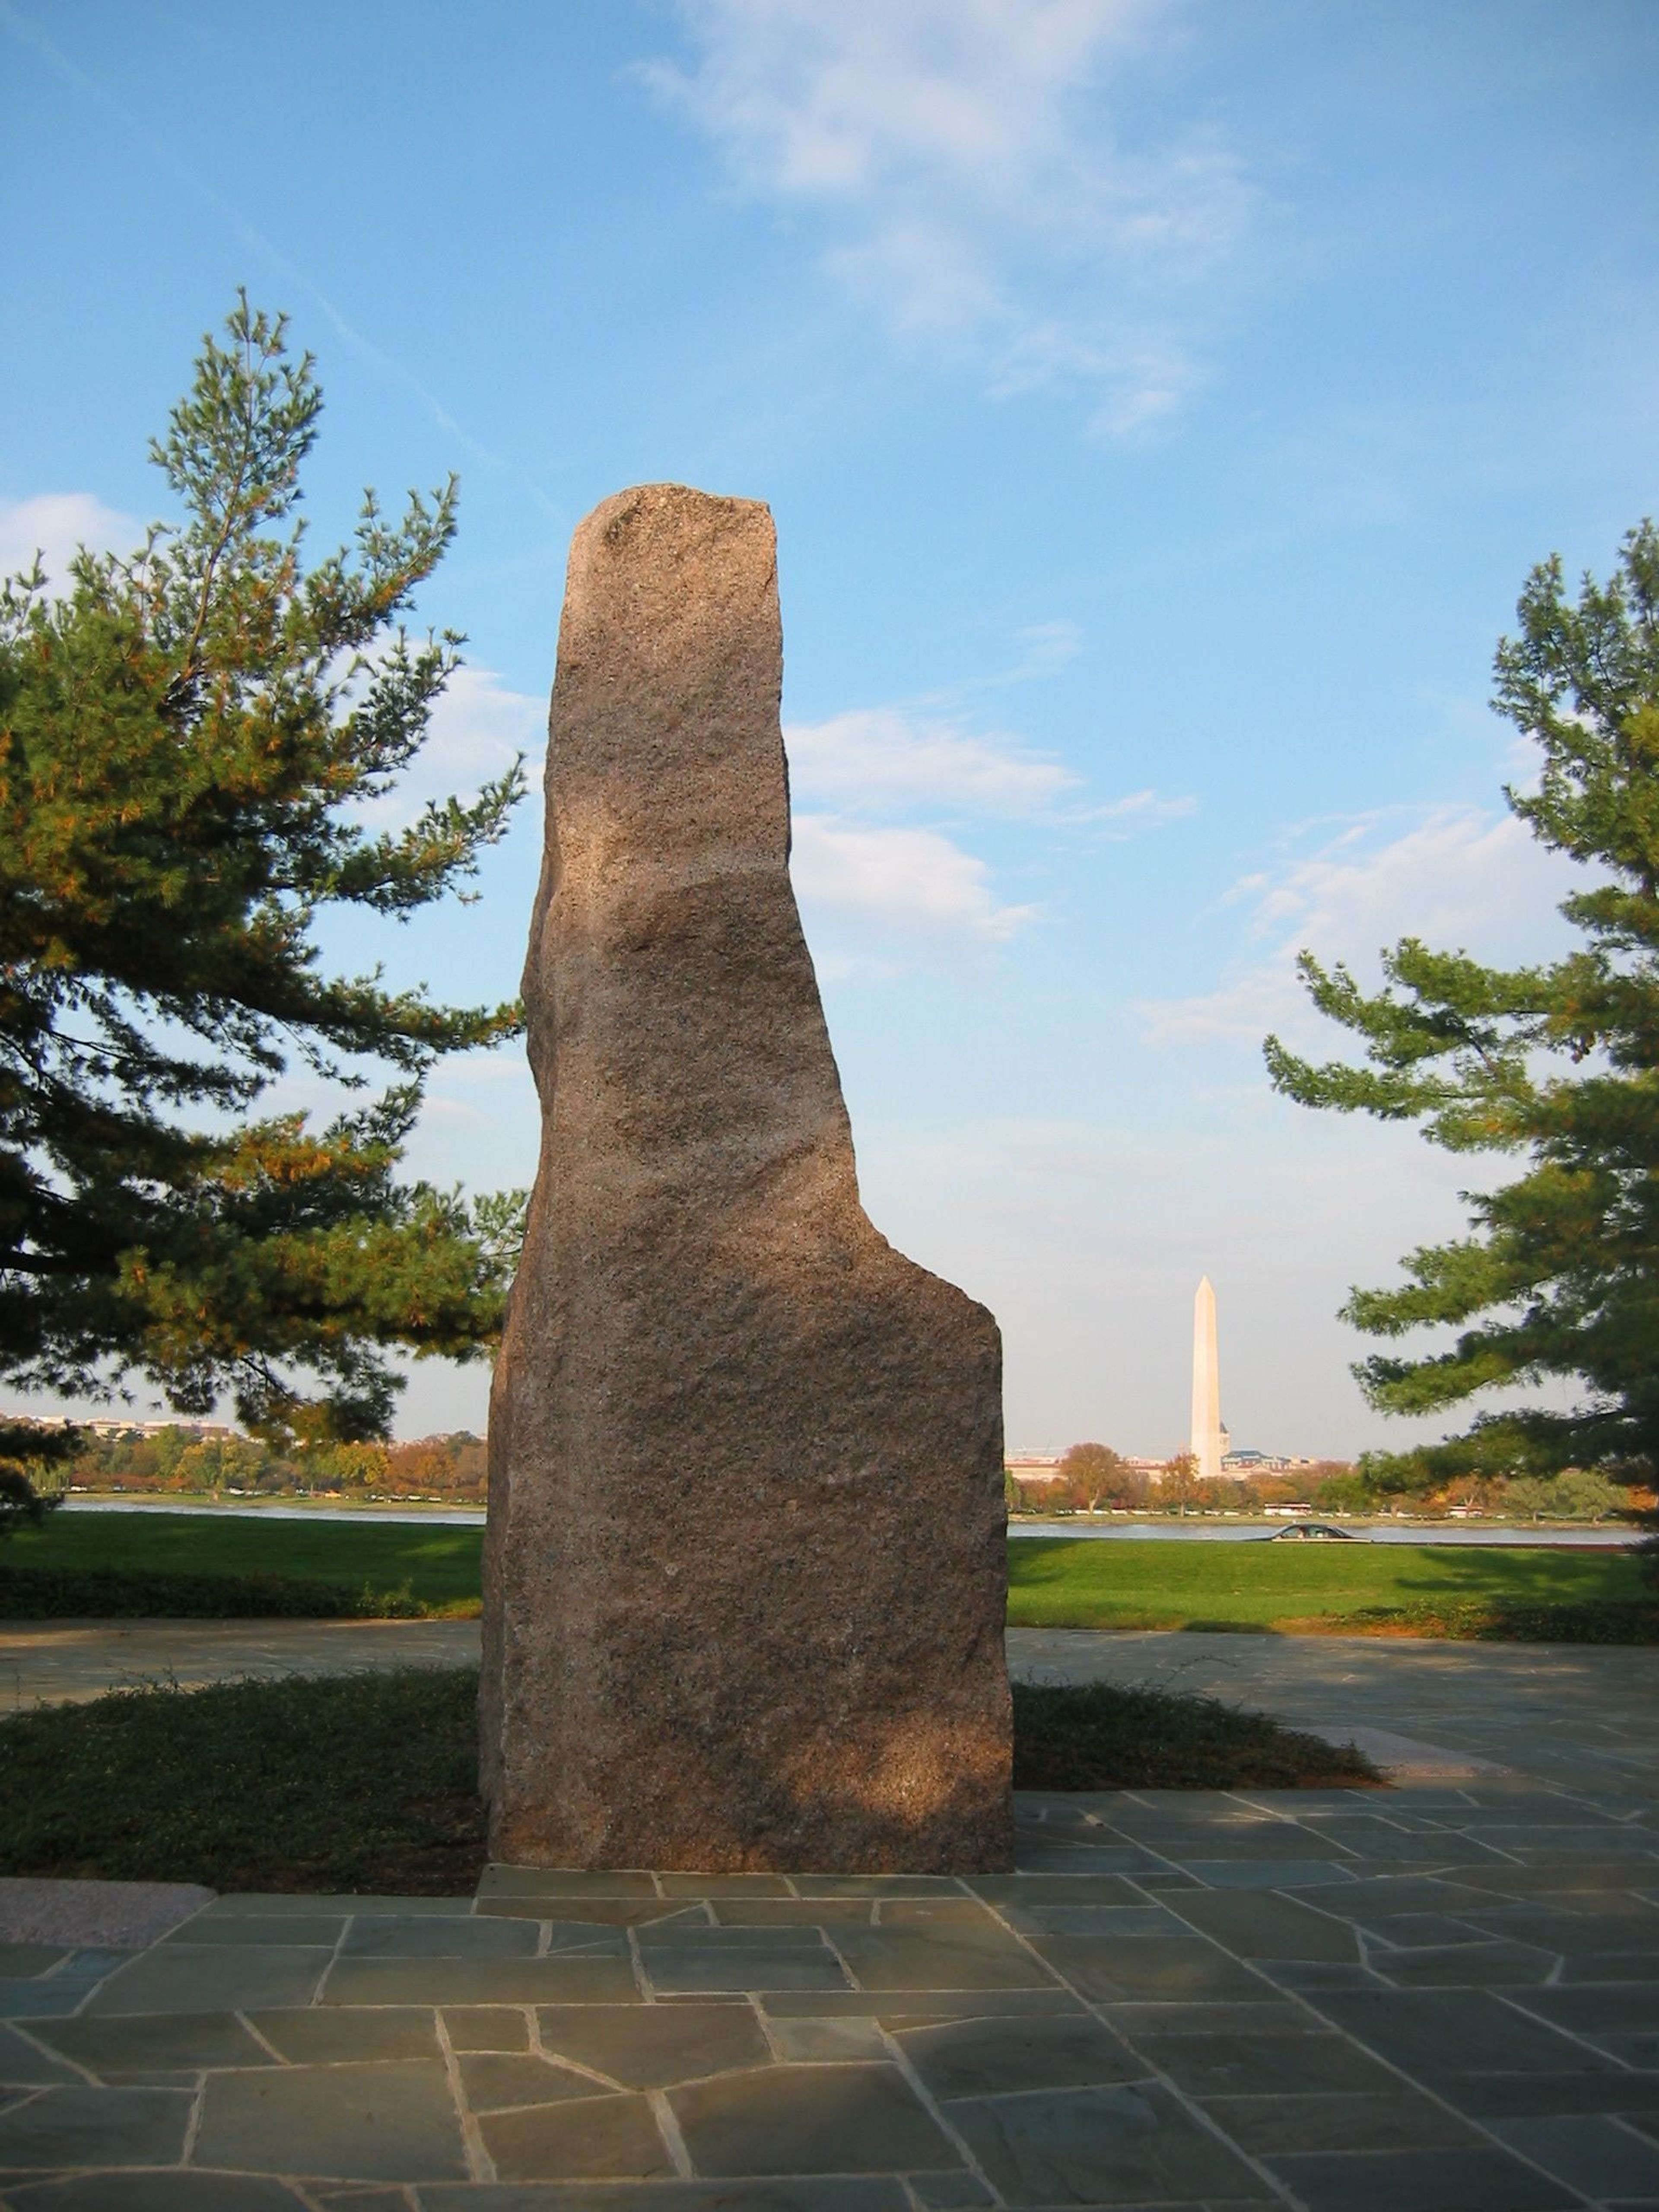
[785,705,1079,814]
[791,813,1034,972]
[640,0,1252,435]
[0,493,141,591]
[1138,804,1584,1045]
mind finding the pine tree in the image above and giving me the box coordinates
[0,296,527,1441]
[1265,523,1659,1485]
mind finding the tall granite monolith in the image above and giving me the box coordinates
[480,483,1013,1873]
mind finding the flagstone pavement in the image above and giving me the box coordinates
[4,1628,1659,2207]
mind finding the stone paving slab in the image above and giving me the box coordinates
[1,1775,1658,2206]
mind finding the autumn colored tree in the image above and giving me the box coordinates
[1053,1440,1143,1511]
[0,297,526,1441]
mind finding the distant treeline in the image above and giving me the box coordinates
[1012,1444,1647,1524]
[47,1426,487,1501]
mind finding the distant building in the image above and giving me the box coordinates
[1004,1452,1063,1484]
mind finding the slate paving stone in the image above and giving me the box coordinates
[35,2008,273,2075]
[0,2026,83,2088]
[1200,2088,1482,2154]
[789,1878,965,1899]
[833,1927,1058,1994]
[1008,1847,1165,1873]
[0,2083,194,2167]
[1263,2145,1580,2211]
[1101,1999,1323,2037]
[659,1875,796,1898]
[82,1943,330,2016]
[1438,2070,1659,2120]
[1249,1960,1392,1993]
[1033,1936,1274,2003]
[950,2079,1267,2205]
[460,2050,613,2110]
[536,2001,773,2088]
[1491,2112,1659,2198]
[321,1956,641,2006]
[635,1924,829,1951]
[445,2006,534,2051]
[193,2058,469,2181]
[1368,1939,1560,1988]
[0,1951,66,1980]
[479,1869,659,1899]
[1,2176,311,2210]
[159,1914,346,1947]
[1126,2028,1398,2099]
[477,2090,675,2181]
[999,1904,1187,1939]
[766,2016,890,2062]
[419,2182,912,2212]
[965,1875,1152,1904]
[643,1948,849,1995]
[1352,1911,1493,1948]
[908,2177,996,2208]
[199,1893,473,1916]
[245,2006,440,2063]
[340,1916,543,1960]
[1163,1891,1360,1963]
[895,2012,1145,2098]
[764,1989,1084,2020]
[476,1899,706,1928]
[1313,1987,1621,2075]
[668,2061,961,2177]
[1176,1862,1358,1890]
[1280,1876,1494,1919]
[711,1903,878,1928]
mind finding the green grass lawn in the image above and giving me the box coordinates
[2,1514,1652,1638]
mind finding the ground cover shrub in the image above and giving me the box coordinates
[0,1667,1379,1894]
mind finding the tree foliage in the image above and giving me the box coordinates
[0,297,526,1440]
[1266,523,1659,1484]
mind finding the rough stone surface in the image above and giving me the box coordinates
[481,482,1012,1873]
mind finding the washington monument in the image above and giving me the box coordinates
[1190,1276,1228,1481]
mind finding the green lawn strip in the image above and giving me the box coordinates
[0,1566,429,1621]
[1007,1535,1653,1639]
[5,1512,483,1615]
[0,1668,1378,1894]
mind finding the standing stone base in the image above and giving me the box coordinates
[480,483,1012,1874]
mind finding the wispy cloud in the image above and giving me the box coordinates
[639,0,1253,437]
[0,492,142,591]
[1138,804,1584,1046]
[786,705,1080,815]
[791,814,1034,973]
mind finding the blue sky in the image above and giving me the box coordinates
[3,0,1656,1453]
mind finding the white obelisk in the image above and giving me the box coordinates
[1190,1275,1224,1481]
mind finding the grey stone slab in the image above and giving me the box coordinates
[763,1989,1084,2021]
[669,2062,961,2177]
[419,2183,911,2212]
[0,1949,66,1980]
[1491,2113,1659,2198]
[908,2177,995,2209]
[1264,2146,1578,2211]
[1315,1988,1619,2075]
[1033,1935,1274,2003]
[1165,1891,1360,1962]
[1178,1861,1359,1890]
[1370,1939,1560,1988]
[246,2007,440,2063]
[1101,2000,1324,2037]
[536,2002,772,2088]
[710,1903,877,1928]
[0,2027,82,2088]
[766,2016,890,2063]
[160,1915,345,1948]
[895,2012,1145,2098]
[461,2050,612,2111]
[966,1875,1154,1904]
[643,1948,848,1996]
[0,1878,215,1950]
[1012,1845,1172,1873]
[1202,2088,1481,2154]
[789,1878,967,1899]
[1441,2070,1659,2119]
[205,1892,473,1916]
[1354,1911,1495,1948]
[635,1924,827,1951]
[321,1956,641,2006]
[1557,1949,1659,1982]
[1251,1961,1393,1993]
[476,1899,706,1929]
[194,2058,468,2181]
[951,2079,1267,2205]
[1282,1876,1496,1919]
[445,2005,533,2051]
[833,1926,1058,1994]
[1,2176,308,2210]
[478,2091,675,2182]
[82,1944,329,2016]
[35,2009,273,2076]
[1127,2029,1397,2099]
[658,1875,796,1898]
[0,1979,110,2020]
[340,1916,543,1959]
[997,1904,1186,1939]
[0,2082,194,2167]
[479,1868,660,1899]
[1512,1983,1659,2044]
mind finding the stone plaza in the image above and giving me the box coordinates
[3,1626,1659,2209]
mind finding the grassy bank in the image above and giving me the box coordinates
[3,1514,1653,1641]
[0,1668,1377,1894]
